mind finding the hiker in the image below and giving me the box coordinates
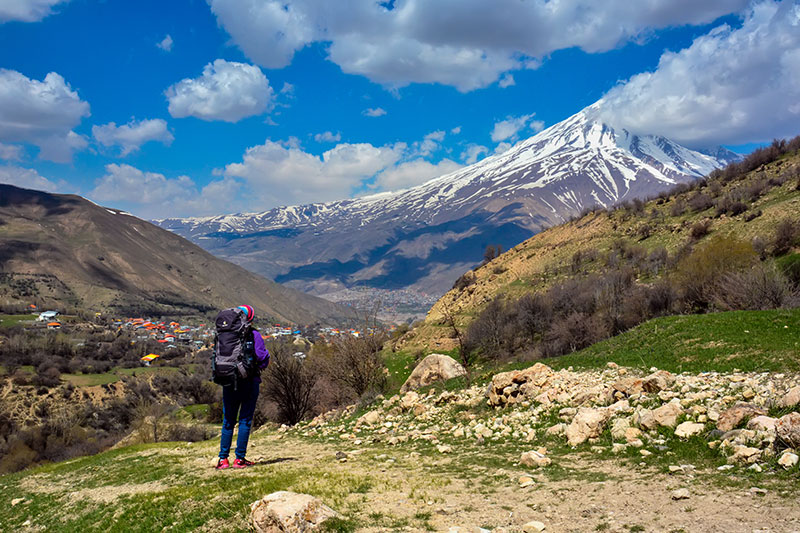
[212,305,269,469]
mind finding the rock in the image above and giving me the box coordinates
[412,404,427,417]
[522,521,547,532]
[487,363,554,406]
[746,416,777,432]
[611,378,644,398]
[674,421,705,439]
[643,370,675,393]
[776,412,800,449]
[671,488,690,500]
[437,445,453,454]
[400,391,421,411]
[729,445,762,464]
[519,475,535,488]
[624,427,642,443]
[640,449,652,457]
[251,491,338,533]
[779,386,800,408]
[356,410,380,426]
[610,418,631,441]
[400,354,467,393]
[778,451,799,469]
[651,402,683,428]
[749,487,768,496]
[717,403,767,432]
[611,443,627,454]
[565,407,611,446]
[11,498,24,506]
[545,423,566,437]
[520,450,552,468]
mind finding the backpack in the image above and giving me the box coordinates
[211,307,259,387]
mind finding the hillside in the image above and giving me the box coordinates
[0,184,354,325]
[401,139,800,352]
[2,315,799,532]
[157,101,737,298]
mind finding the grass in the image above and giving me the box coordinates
[61,365,181,387]
[550,308,800,373]
[0,314,37,327]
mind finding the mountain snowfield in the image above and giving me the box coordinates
[158,101,738,298]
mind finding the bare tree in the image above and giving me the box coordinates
[441,301,474,382]
[263,343,316,425]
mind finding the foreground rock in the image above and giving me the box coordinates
[566,407,611,446]
[251,491,338,533]
[401,354,467,392]
[717,404,767,432]
[776,412,800,449]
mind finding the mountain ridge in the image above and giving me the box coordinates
[0,184,354,324]
[157,101,739,297]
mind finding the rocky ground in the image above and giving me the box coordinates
[5,361,800,532]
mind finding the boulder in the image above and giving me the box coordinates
[728,445,762,464]
[642,370,675,393]
[566,407,611,446]
[717,403,767,432]
[356,410,380,427]
[779,386,800,409]
[652,402,683,428]
[487,363,554,406]
[399,391,421,411]
[776,412,800,449]
[400,354,467,393]
[250,491,338,533]
[746,416,777,432]
[674,422,705,439]
[671,488,690,500]
[520,449,551,468]
[778,451,799,469]
[610,418,631,441]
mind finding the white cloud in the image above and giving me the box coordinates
[165,59,274,122]
[363,107,386,117]
[602,1,800,147]
[92,118,174,156]
[0,165,61,192]
[451,126,461,135]
[373,158,462,191]
[223,140,405,206]
[209,0,749,91]
[494,142,513,155]
[0,143,23,161]
[0,69,90,163]
[498,73,515,88]
[157,34,173,52]
[0,0,69,23]
[600,0,800,147]
[314,131,341,143]
[413,130,447,157]
[89,163,240,219]
[491,113,540,143]
[280,82,295,95]
[461,144,489,164]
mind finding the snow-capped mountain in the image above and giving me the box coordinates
[158,101,739,297]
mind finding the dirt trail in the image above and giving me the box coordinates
[190,434,800,533]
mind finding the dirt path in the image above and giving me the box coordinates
[189,433,800,533]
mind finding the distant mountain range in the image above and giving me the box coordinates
[158,101,740,297]
[0,184,354,324]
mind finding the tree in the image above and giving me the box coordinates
[263,343,316,425]
[441,302,475,382]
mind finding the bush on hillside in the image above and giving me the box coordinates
[714,263,796,311]
[262,343,317,425]
[772,219,799,256]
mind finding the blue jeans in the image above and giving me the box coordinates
[218,379,259,460]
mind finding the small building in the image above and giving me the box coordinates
[37,310,59,322]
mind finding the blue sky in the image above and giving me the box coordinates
[1,0,798,218]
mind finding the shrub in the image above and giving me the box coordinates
[772,219,799,256]
[542,312,607,358]
[263,343,317,425]
[776,253,800,286]
[688,193,713,212]
[669,199,686,217]
[452,271,476,291]
[322,332,388,399]
[713,263,795,311]
[689,220,712,240]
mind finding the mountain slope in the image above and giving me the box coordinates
[158,101,738,297]
[399,141,800,352]
[0,184,354,324]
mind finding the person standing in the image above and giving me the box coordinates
[214,305,269,469]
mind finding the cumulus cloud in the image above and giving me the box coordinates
[0,0,69,23]
[0,165,62,192]
[208,0,748,91]
[0,143,23,161]
[372,158,462,191]
[451,126,461,135]
[89,163,240,219]
[223,140,405,206]
[0,69,90,163]
[165,59,273,122]
[157,34,173,52]
[413,130,446,157]
[92,118,174,156]
[461,144,489,164]
[363,107,386,117]
[314,131,341,143]
[491,113,541,143]
[600,0,800,147]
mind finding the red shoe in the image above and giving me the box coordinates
[216,458,230,470]
[232,458,255,468]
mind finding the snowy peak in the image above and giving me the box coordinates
[157,100,737,297]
